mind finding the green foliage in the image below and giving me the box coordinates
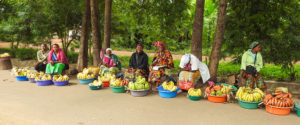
[224,0,300,80]
[0,47,37,60]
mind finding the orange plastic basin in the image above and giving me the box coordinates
[265,105,292,115]
[208,95,227,103]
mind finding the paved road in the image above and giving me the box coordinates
[0,70,299,125]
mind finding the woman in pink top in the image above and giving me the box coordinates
[45,44,69,75]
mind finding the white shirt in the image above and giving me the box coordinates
[179,54,210,83]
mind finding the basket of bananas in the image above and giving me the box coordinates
[26,73,39,83]
[35,74,52,86]
[16,70,29,81]
[188,88,202,101]
[157,81,180,98]
[110,78,126,93]
[236,87,264,109]
[52,75,69,86]
[89,80,102,90]
[77,72,95,84]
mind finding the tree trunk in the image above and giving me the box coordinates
[103,0,112,51]
[190,0,205,61]
[208,0,228,82]
[90,0,102,66]
[77,0,91,71]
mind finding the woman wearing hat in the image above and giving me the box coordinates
[240,41,265,89]
[126,43,149,79]
[148,41,174,91]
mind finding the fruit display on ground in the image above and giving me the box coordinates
[264,89,294,107]
[82,67,100,75]
[26,72,39,79]
[110,78,122,87]
[53,75,69,81]
[77,72,95,79]
[91,80,102,86]
[205,84,232,96]
[236,87,264,102]
[98,73,114,82]
[188,88,202,96]
[16,69,30,76]
[0,52,10,57]
[36,74,52,81]
[162,81,178,92]
[128,76,150,90]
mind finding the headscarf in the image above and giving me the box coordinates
[106,48,112,52]
[154,41,166,48]
[136,43,143,48]
[249,41,260,50]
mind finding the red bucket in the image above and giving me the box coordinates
[102,81,110,87]
[178,81,194,91]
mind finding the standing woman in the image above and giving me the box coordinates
[35,44,49,72]
[149,41,174,90]
[45,44,69,75]
[240,41,265,89]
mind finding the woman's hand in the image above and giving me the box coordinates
[50,61,54,65]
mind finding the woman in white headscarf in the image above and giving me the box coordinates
[178,54,210,90]
[99,48,122,75]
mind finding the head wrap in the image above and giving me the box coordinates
[154,41,166,48]
[249,41,260,50]
[106,48,112,52]
[136,43,143,48]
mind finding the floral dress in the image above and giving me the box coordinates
[149,50,174,83]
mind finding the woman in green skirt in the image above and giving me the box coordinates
[45,44,69,75]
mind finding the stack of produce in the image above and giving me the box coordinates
[162,81,178,92]
[128,76,150,90]
[188,88,202,96]
[15,68,30,76]
[77,72,95,79]
[205,84,232,96]
[26,73,39,79]
[91,80,102,86]
[264,90,293,107]
[121,79,129,86]
[82,67,100,75]
[53,75,69,81]
[110,78,123,87]
[98,73,114,81]
[0,52,10,57]
[36,74,52,81]
[236,87,264,102]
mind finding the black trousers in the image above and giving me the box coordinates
[35,62,47,72]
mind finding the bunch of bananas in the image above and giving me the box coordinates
[162,81,178,92]
[36,74,52,81]
[15,68,30,76]
[77,72,94,79]
[27,73,39,78]
[53,75,69,81]
[221,85,232,94]
[236,87,264,102]
[91,80,102,86]
[110,78,121,87]
[98,73,114,81]
[0,52,10,57]
[188,88,202,96]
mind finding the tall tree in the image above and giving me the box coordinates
[103,0,112,51]
[90,0,102,66]
[209,0,228,81]
[191,0,205,61]
[77,0,91,71]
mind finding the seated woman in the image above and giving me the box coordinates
[178,54,210,90]
[126,44,149,79]
[45,44,69,75]
[240,41,265,89]
[100,48,122,76]
[149,41,174,90]
[35,44,49,72]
